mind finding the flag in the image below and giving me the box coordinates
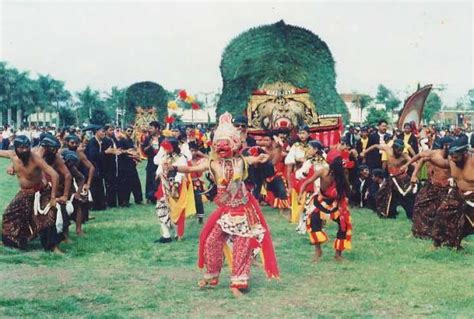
[397,84,432,129]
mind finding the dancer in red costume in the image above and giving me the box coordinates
[299,149,353,262]
[173,113,279,298]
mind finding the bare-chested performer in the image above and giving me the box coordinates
[422,137,474,249]
[361,139,415,219]
[401,136,454,239]
[64,134,95,234]
[35,134,73,247]
[1,135,59,250]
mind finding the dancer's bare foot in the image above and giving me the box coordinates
[76,229,85,236]
[312,254,321,263]
[62,237,73,244]
[279,209,290,221]
[313,244,322,263]
[52,246,65,255]
[231,287,243,298]
[334,250,345,262]
[198,278,218,289]
[252,258,262,267]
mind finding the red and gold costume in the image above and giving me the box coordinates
[306,181,353,252]
[197,113,279,292]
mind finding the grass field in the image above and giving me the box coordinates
[0,160,473,318]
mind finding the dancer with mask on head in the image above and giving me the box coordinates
[172,113,279,298]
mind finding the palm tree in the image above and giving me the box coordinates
[104,86,126,127]
[11,71,37,128]
[76,86,103,123]
[0,65,19,127]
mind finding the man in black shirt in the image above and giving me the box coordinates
[102,124,122,208]
[141,121,163,203]
[85,125,107,211]
[117,126,143,207]
[365,119,388,170]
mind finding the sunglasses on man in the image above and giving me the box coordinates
[234,124,247,129]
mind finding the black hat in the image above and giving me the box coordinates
[309,139,325,151]
[40,135,61,148]
[64,134,80,143]
[449,137,469,154]
[83,124,104,134]
[372,168,384,178]
[392,138,405,149]
[149,121,161,129]
[358,164,369,172]
[13,135,31,149]
[233,115,248,126]
[432,136,455,150]
[298,125,310,133]
[360,126,368,132]
[61,150,80,165]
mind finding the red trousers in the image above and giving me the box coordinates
[203,223,253,288]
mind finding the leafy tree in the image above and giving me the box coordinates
[352,94,373,122]
[364,107,389,127]
[423,92,442,122]
[76,86,103,123]
[104,86,126,126]
[90,108,110,126]
[376,84,401,111]
[37,74,72,126]
[58,106,76,127]
[376,85,391,103]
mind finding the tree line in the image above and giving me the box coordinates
[0,62,126,128]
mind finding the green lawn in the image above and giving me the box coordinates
[0,160,473,318]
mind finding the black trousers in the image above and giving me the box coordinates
[145,168,157,202]
[118,169,143,205]
[90,176,106,210]
[194,190,204,218]
[39,224,62,251]
[389,192,415,219]
[104,172,119,208]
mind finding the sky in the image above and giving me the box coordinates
[0,0,473,107]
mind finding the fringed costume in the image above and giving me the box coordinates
[306,182,352,252]
[264,161,290,210]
